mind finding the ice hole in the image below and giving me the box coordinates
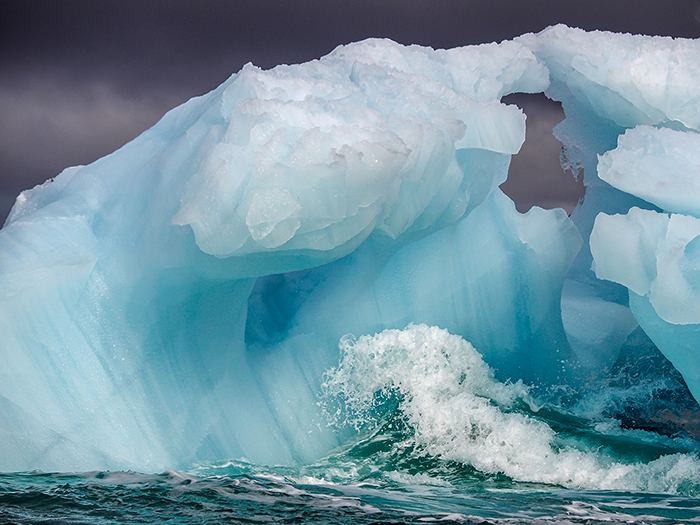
[500,93,585,215]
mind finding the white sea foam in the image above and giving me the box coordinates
[324,325,700,493]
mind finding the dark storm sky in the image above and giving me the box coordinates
[1,0,700,222]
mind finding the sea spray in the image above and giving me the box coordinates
[323,324,700,493]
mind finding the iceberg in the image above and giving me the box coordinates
[0,25,699,473]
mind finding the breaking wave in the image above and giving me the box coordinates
[322,324,700,495]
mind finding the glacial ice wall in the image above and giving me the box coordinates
[0,25,698,472]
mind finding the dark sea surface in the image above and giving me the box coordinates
[2,469,700,524]
[3,410,700,524]
[3,457,700,524]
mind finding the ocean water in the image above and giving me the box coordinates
[3,325,700,524]
[3,421,700,524]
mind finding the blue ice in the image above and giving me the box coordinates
[1,25,699,472]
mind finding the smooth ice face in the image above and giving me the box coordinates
[592,208,700,325]
[597,126,700,217]
[628,292,700,405]
[272,189,582,391]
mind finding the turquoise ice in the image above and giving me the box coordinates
[1,25,699,475]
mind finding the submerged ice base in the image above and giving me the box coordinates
[1,25,700,475]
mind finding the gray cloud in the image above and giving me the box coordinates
[0,69,186,220]
[0,71,178,174]
[0,0,698,222]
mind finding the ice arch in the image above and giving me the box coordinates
[0,25,699,472]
